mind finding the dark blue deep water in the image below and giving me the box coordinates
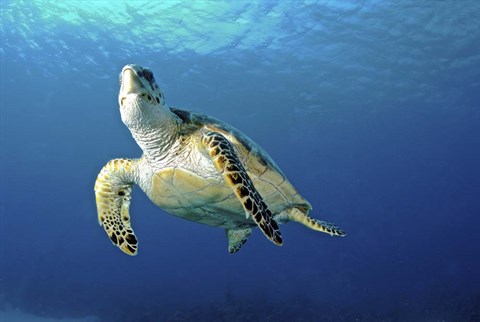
[1,1,480,321]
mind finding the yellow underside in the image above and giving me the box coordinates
[148,167,302,228]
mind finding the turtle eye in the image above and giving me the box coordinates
[143,69,154,82]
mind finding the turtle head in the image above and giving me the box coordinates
[118,64,167,129]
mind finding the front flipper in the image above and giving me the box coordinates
[202,131,282,246]
[94,158,139,255]
[226,228,252,254]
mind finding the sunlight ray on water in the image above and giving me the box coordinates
[2,0,479,109]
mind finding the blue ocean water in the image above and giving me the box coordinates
[1,1,480,321]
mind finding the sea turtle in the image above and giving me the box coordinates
[94,64,345,256]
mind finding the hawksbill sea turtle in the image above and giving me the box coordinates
[94,64,345,255]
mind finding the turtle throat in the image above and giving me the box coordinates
[126,99,181,168]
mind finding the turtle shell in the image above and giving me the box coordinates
[146,107,312,229]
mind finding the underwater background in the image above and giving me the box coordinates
[1,1,480,321]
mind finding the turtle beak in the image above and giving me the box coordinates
[119,65,144,108]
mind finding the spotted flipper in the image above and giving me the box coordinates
[276,208,346,237]
[202,131,282,246]
[94,159,139,255]
[226,228,252,254]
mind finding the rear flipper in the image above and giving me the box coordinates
[226,228,252,254]
[275,207,346,237]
